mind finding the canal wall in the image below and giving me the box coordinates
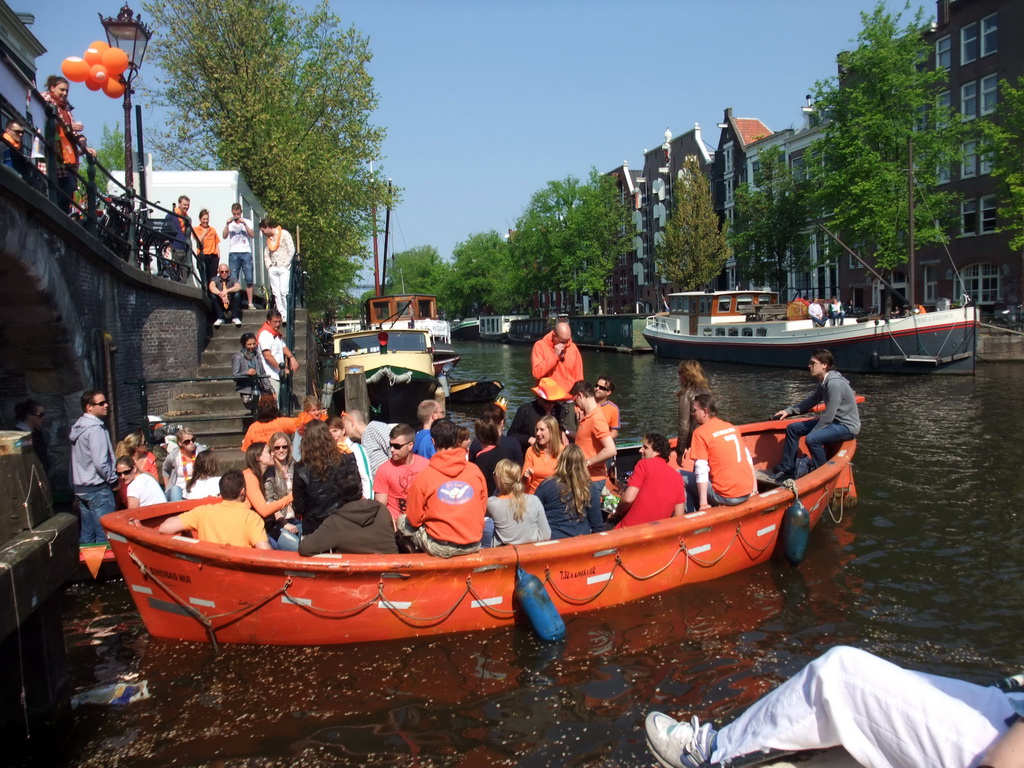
[978,327,1024,363]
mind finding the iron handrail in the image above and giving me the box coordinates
[126,374,263,443]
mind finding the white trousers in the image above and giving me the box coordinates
[714,646,1017,768]
[268,265,290,321]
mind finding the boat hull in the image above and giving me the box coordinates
[102,420,855,647]
[644,307,977,374]
[450,319,480,342]
[447,379,503,404]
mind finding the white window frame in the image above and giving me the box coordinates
[980,195,997,234]
[981,13,998,57]
[962,140,977,179]
[923,265,938,303]
[961,22,978,65]
[936,90,951,129]
[961,81,978,120]
[956,263,1001,305]
[981,74,998,115]
[935,35,951,70]
[961,199,977,236]
[723,143,734,175]
[979,139,993,176]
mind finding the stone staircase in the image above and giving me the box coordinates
[161,308,311,470]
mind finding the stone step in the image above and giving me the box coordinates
[204,332,309,354]
[198,350,309,369]
[161,414,251,432]
[167,392,256,415]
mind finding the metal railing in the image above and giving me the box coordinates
[126,374,263,444]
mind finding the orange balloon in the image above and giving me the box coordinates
[102,77,126,99]
[61,56,90,83]
[101,47,130,76]
[83,41,109,66]
[90,64,108,85]
[84,77,102,91]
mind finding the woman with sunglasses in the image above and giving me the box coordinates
[163,428,206,502]
[116,457,166,509]
[183,449,222,500]
[522,415,563,494]
[115,432,159,482]
[263,432,296,532]
[242,441,297,549]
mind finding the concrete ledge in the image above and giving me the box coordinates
[0,512,78,643]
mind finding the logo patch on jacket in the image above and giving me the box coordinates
[438,480,475,504]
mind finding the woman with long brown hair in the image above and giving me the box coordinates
[676,359,712,465]
[242,441,296,548]
[521,414,563,494]
[534,445,603,540]
[293,419,350,537]
[183,449,222,499]
[39,75,93,211]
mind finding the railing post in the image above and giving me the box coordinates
[138,379,150,444]
[84,157,98,236]
[128,190,139,269]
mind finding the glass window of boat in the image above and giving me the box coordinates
[756,327,768,337]
[728,327,738,336]
[718,296,732,313]
[742,327,753,337]
[702,326,713,336]
[735,294,755,313]
[715,327,725,336]
[371,300,391,323]
[670,296,688,313]
[385,331,429,352]
[417,298,434,317]
[699,297,712,314]
[396,300,414,318]
[758,294,773,305]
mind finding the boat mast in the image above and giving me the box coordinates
[908,138,915,308]
[381,179,392,295]
[371,161,380,298]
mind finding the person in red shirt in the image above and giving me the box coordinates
[685,393,756,511]
[608,433,686,527]
[373,424,427,522]
[569,381,616,493]
[399,419,487,557]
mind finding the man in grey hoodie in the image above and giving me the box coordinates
[770,348,861,481]
[70,390,118,543]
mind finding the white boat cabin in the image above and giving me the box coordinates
[654,290,816,338]
[365,294,451,344]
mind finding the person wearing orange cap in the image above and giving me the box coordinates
[507,377,572,453]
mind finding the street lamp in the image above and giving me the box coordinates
[99,3,151,194]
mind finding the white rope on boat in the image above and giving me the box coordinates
[365,367,414,385]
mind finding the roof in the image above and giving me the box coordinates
[732,118,772,147]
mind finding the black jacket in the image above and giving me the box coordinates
[292,456,353,536]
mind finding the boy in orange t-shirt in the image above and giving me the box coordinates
[569,381,616,485]
[687,393,756,511]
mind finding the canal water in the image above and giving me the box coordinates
[45,343,1024,767]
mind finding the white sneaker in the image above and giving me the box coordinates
[213,319,224,327]
[232,318,242,326]
[645,712,716,768]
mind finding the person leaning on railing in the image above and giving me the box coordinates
[39,75,94,212]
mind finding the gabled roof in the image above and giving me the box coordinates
[732,118,772,148]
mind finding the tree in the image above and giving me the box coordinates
[656,155,731,289]
[807,2,966,272]
[141,0,390,311]
[434,231,513,317]
[730,146,811,296]
[510,169,632,302]
[383,246,445,295]
[980,77,1024,253]
[94,124,125,174]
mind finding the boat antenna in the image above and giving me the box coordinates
[817,224,908,315]
[371,161,380,297]
[381,179,392,293]
[908,138,915,308]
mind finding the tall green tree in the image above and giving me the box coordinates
[656,155,731,289]
[730,145,811,296]
[141,0,390,311]
[510,169,631,300]
[807,2,965,271]
[384,245,445,295]
[435,231,513,317]
[980,77,1024,253]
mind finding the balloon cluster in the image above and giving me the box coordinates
[61,41,130,99]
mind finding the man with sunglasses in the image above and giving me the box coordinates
[2,118,32,181]
[208,264,243,327]
[594,376,620,441]
[373,424,427,522]
[70,390,118,544]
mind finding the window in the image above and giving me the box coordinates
[936,90,951,129]
[956,263,1001,305]
[718,296,732,313]
[723,144,733,174]
[937,161,951,185]
[727,327,738,337]
[923,265,937,303]
[981,74,998,115]
[980,195,997,234]
[935,35,951,70]
[981,13,998,57]
[961,22,978,64]
[725,178,734,205]
[742,327,753,337]
[979,139,993,175]
[962,199,977,235]
[962,141,977,179]
[961,82,977,120]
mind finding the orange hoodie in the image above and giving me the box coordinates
[406,447,487,545]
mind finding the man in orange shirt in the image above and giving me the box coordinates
[569,381,616,494]
[686,393,756,512]
[158,471,271,549]
[531,321,583,417]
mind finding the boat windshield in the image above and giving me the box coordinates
[336,331,429,356]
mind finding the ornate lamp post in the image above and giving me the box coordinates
[99,4,151,194]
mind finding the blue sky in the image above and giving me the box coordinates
[31,0,926,289]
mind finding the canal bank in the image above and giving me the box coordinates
[978,326,1024,362]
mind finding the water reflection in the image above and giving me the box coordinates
[46,348,1024,766]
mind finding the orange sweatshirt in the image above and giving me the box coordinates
[406,447,487,545]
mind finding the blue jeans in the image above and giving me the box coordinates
[166,485,184,502]
[779,419,855,473]
[77,485,116,544]
[680,471,750,512]
[229,251,254,289]
[481,517,495,548]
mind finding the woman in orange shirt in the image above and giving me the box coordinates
[193,208,221,283]
[522,415,563,494]
[242,441,297,549]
